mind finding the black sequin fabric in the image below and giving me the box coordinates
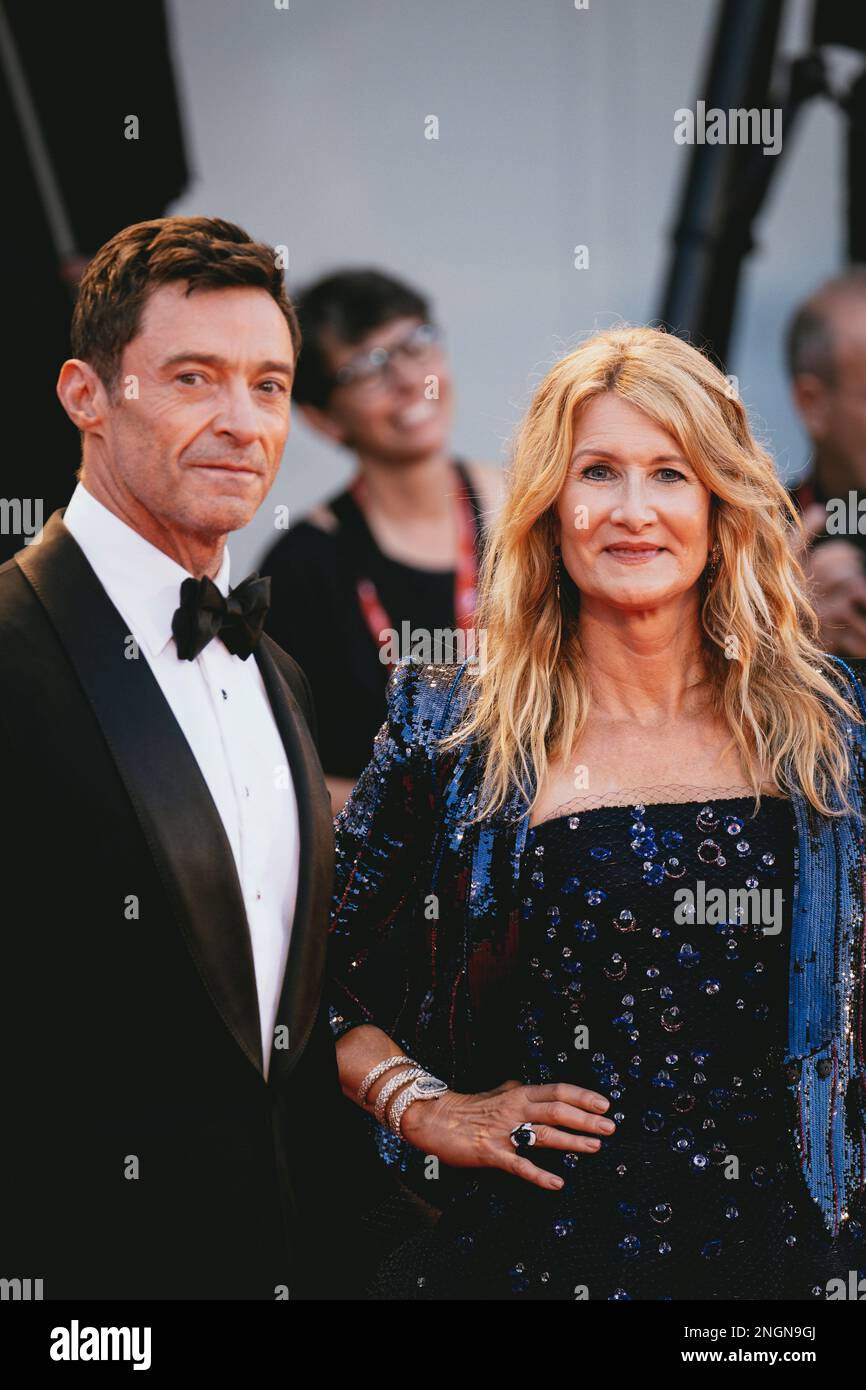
[369,796,866,1299]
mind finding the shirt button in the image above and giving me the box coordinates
[256,890,261,901]
[244,786,250,797]
[221,689,228,700]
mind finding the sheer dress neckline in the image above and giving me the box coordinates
[528,791,791,834]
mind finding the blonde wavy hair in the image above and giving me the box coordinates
[439,325,863,824]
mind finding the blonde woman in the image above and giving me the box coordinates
[327,326,866,1301]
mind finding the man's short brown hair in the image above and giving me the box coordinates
[70,216,300,396]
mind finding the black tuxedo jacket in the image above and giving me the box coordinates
[0,510,367,1299]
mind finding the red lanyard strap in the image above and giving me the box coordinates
[350,467,479,670]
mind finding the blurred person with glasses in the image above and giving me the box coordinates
[260,269,503,813]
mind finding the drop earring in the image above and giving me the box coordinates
[706,542,721,583]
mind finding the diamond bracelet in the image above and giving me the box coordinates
[387,1072,452,1137]
[373,1068,424,1124]
[356,1055,415,1106]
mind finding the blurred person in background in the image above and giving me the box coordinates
[786,268,866,658]
[260,269,503,814]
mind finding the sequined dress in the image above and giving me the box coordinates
[370,796,864,1300]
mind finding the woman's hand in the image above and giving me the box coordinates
[399,1078,616,1191]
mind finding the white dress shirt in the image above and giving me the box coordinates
[63,482,300,1079]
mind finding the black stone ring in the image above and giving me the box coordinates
[509,1123,538,1149]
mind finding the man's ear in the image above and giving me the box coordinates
[792,372,831,444]
[297,401,349,446]
[56,358,108,434]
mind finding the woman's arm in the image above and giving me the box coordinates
[335,1022,430,1117]
[327,659,432,1045]
[325,773,356,816]
[327,663,615,1189]
[335,1019,615,1191]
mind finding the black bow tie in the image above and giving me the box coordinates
[171,572,271,661]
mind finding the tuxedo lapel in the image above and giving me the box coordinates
[254,636,335,1087]
[16,511,265,1075]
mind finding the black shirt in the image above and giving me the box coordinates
[259,460,486,779]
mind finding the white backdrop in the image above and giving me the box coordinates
[165,0,847,573]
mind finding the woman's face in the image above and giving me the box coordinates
[555,393,713,613]
[319,315,454,464]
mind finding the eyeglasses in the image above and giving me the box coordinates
[331,322,443,395]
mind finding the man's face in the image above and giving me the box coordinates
[795,299,866,489]
[98,282,294,539]
[316,315,453,463]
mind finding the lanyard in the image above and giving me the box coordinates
[350,467,479,672]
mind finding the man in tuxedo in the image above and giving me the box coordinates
[0,215,362,1299]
